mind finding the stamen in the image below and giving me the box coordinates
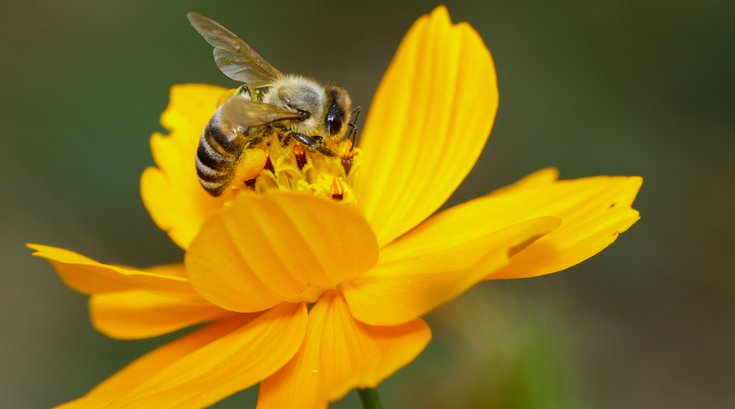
[331,178,344,200]
[293,144,307,170]
[239,132,361,203]
[264,150,275,173]
[341,150,354,175]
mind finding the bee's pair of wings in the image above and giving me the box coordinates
[188,12,300,127]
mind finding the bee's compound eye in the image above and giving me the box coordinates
[325,104,344,136]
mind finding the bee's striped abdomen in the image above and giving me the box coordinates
[196,119,244,196]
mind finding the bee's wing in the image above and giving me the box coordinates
[220,96,304,128]
[187,12,282,88]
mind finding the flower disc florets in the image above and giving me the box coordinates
[247,132,362,206]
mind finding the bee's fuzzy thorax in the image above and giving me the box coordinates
[263,74,327,135]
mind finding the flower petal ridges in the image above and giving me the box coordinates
[486,172,643,279]
[28,244,196,297]
[185,192,379,312]
[257,291,430,409]
[59,303,307,409]
[342,217,560,326]
[90,291,236,340]
[354,6,499,247]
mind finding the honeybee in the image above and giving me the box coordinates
[187,12,359,196]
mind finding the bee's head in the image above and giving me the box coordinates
[324,86,352,139]
[263,76,352,139]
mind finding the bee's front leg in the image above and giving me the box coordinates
[345,106,361,149]
[289,132,338,157]
[279,133,292,148]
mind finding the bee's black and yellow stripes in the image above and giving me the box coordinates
[195,119,244,196]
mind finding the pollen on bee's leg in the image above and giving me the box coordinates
[232,147,268,191]
[293,144,307,170]
[330,178,344,200]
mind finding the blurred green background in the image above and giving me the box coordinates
[2,0,733,408]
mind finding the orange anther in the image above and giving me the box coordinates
[341,150,354,175]
[293,144,307,170]
[331,178,344,200]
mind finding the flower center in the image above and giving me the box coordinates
[228,131,362,205]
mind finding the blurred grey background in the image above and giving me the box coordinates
[2,0,734,408]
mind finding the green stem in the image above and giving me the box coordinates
[357,388,383,409]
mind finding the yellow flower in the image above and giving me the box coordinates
[30,6,642,409]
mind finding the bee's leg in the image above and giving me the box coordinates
[351,106,362,127]
[346,126,358,150]
[345,106,361,150]
[291,131,356,176]
[241,133,264,149]
[289,132,338,157]
[235,84,261,101]
[279,133,292,148]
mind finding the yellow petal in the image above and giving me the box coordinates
[343,217,559,326]
[354,6,498,246]
[90,290,237,340]
[488,175,643,279]
[140,84,259,249]
[488,167,560,196]
[384,171,641,281]
[186,192,379,312]
[257,291,430,409]
[57,317,250,409]
[59,303,307,409]
[28,244,196,297]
